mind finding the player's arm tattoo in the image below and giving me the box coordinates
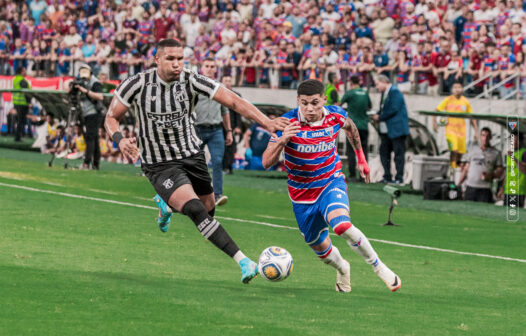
[343,118,362,151]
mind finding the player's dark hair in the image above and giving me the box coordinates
[453,80,463,86]
[297,79,325,96]
[350,75,360,85]
[481,127,492,136]
[203,57,216,63]
[16,67,25,75]
[220,74,232,81]
[328,72,337,83]
[156,38,182,51]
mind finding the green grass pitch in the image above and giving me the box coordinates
[0,148,525,335]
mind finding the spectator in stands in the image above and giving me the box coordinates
[373,41,390,78]
[372,74,410,184]
[0,0,524,105]
[412,41,433,94]
[371,8,395,44]
[340,75,372,182]
[459,127,503,203]
[431,39,453,95]
[442,50,464,94]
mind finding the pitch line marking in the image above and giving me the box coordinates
[1,181,525,264]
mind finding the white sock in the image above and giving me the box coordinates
[321,245,347,274]
[341,225,380,267]
[233,250,247,264]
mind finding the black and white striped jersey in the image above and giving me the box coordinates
[114,67,220,165]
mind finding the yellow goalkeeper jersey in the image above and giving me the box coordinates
[436,95,472,138]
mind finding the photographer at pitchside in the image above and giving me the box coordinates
[65,64,104,170]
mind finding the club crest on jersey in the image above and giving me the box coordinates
[162,178,174,189]
[296,141,336,153]
[174,90,187,102]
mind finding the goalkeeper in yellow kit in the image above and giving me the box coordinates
[433,81,478,168]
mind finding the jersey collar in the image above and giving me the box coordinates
[298,106,329,127]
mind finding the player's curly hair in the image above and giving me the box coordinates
[297,79,324,96]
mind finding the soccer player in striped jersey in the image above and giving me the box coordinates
[105,39,288,284]
[262,79,401,292]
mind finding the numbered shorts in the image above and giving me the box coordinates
[446,134,466,154]
[292,179,351,246]
[142,151,213,203]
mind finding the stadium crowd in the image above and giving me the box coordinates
[1,0,526,97]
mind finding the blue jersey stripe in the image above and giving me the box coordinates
[284,149,335,165]
[288,176,333,189]
[288,161,336,177]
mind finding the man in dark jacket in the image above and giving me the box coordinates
[372,75,410,184]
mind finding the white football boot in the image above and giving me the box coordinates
[374,262,402,292]
[335,260,351,292]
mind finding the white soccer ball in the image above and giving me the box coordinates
[258,246,294,282]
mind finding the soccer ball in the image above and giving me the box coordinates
[258,246,294,282]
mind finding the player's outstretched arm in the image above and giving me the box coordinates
[262,122,301,169]
[213,86,289,134]
[105,96,139,162]
[343,117,370,183]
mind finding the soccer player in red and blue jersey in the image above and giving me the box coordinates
[262,79,401,293]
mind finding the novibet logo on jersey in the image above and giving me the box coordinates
[296,141,336,153]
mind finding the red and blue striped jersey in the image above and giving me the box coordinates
[270,105,347,204]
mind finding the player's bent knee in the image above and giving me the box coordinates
[313,240,333,259]
[181,199,206,220]
[329,215,352,236]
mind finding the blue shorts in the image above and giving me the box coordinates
[292,179,350,246]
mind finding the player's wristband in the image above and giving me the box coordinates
[226,129,232,133]
[112,131,124,147]
[354,149,370,174]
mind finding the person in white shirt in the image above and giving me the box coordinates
[183,13,202,47]
[260,0,277,19]
[321,4,341,33]
[445,0,464,23]
[474,0,497,23]
[220,20,237,43]
[64,26,82,47]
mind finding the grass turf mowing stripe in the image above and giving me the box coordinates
[1,180,525,264]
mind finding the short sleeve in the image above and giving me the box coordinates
[190,72,220,99]
[462,149,472,163]
[436,98,447,111]
[114,74,142,108]
[334,106,348,126]
[91,82,103,93]
[465,101,473,114]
